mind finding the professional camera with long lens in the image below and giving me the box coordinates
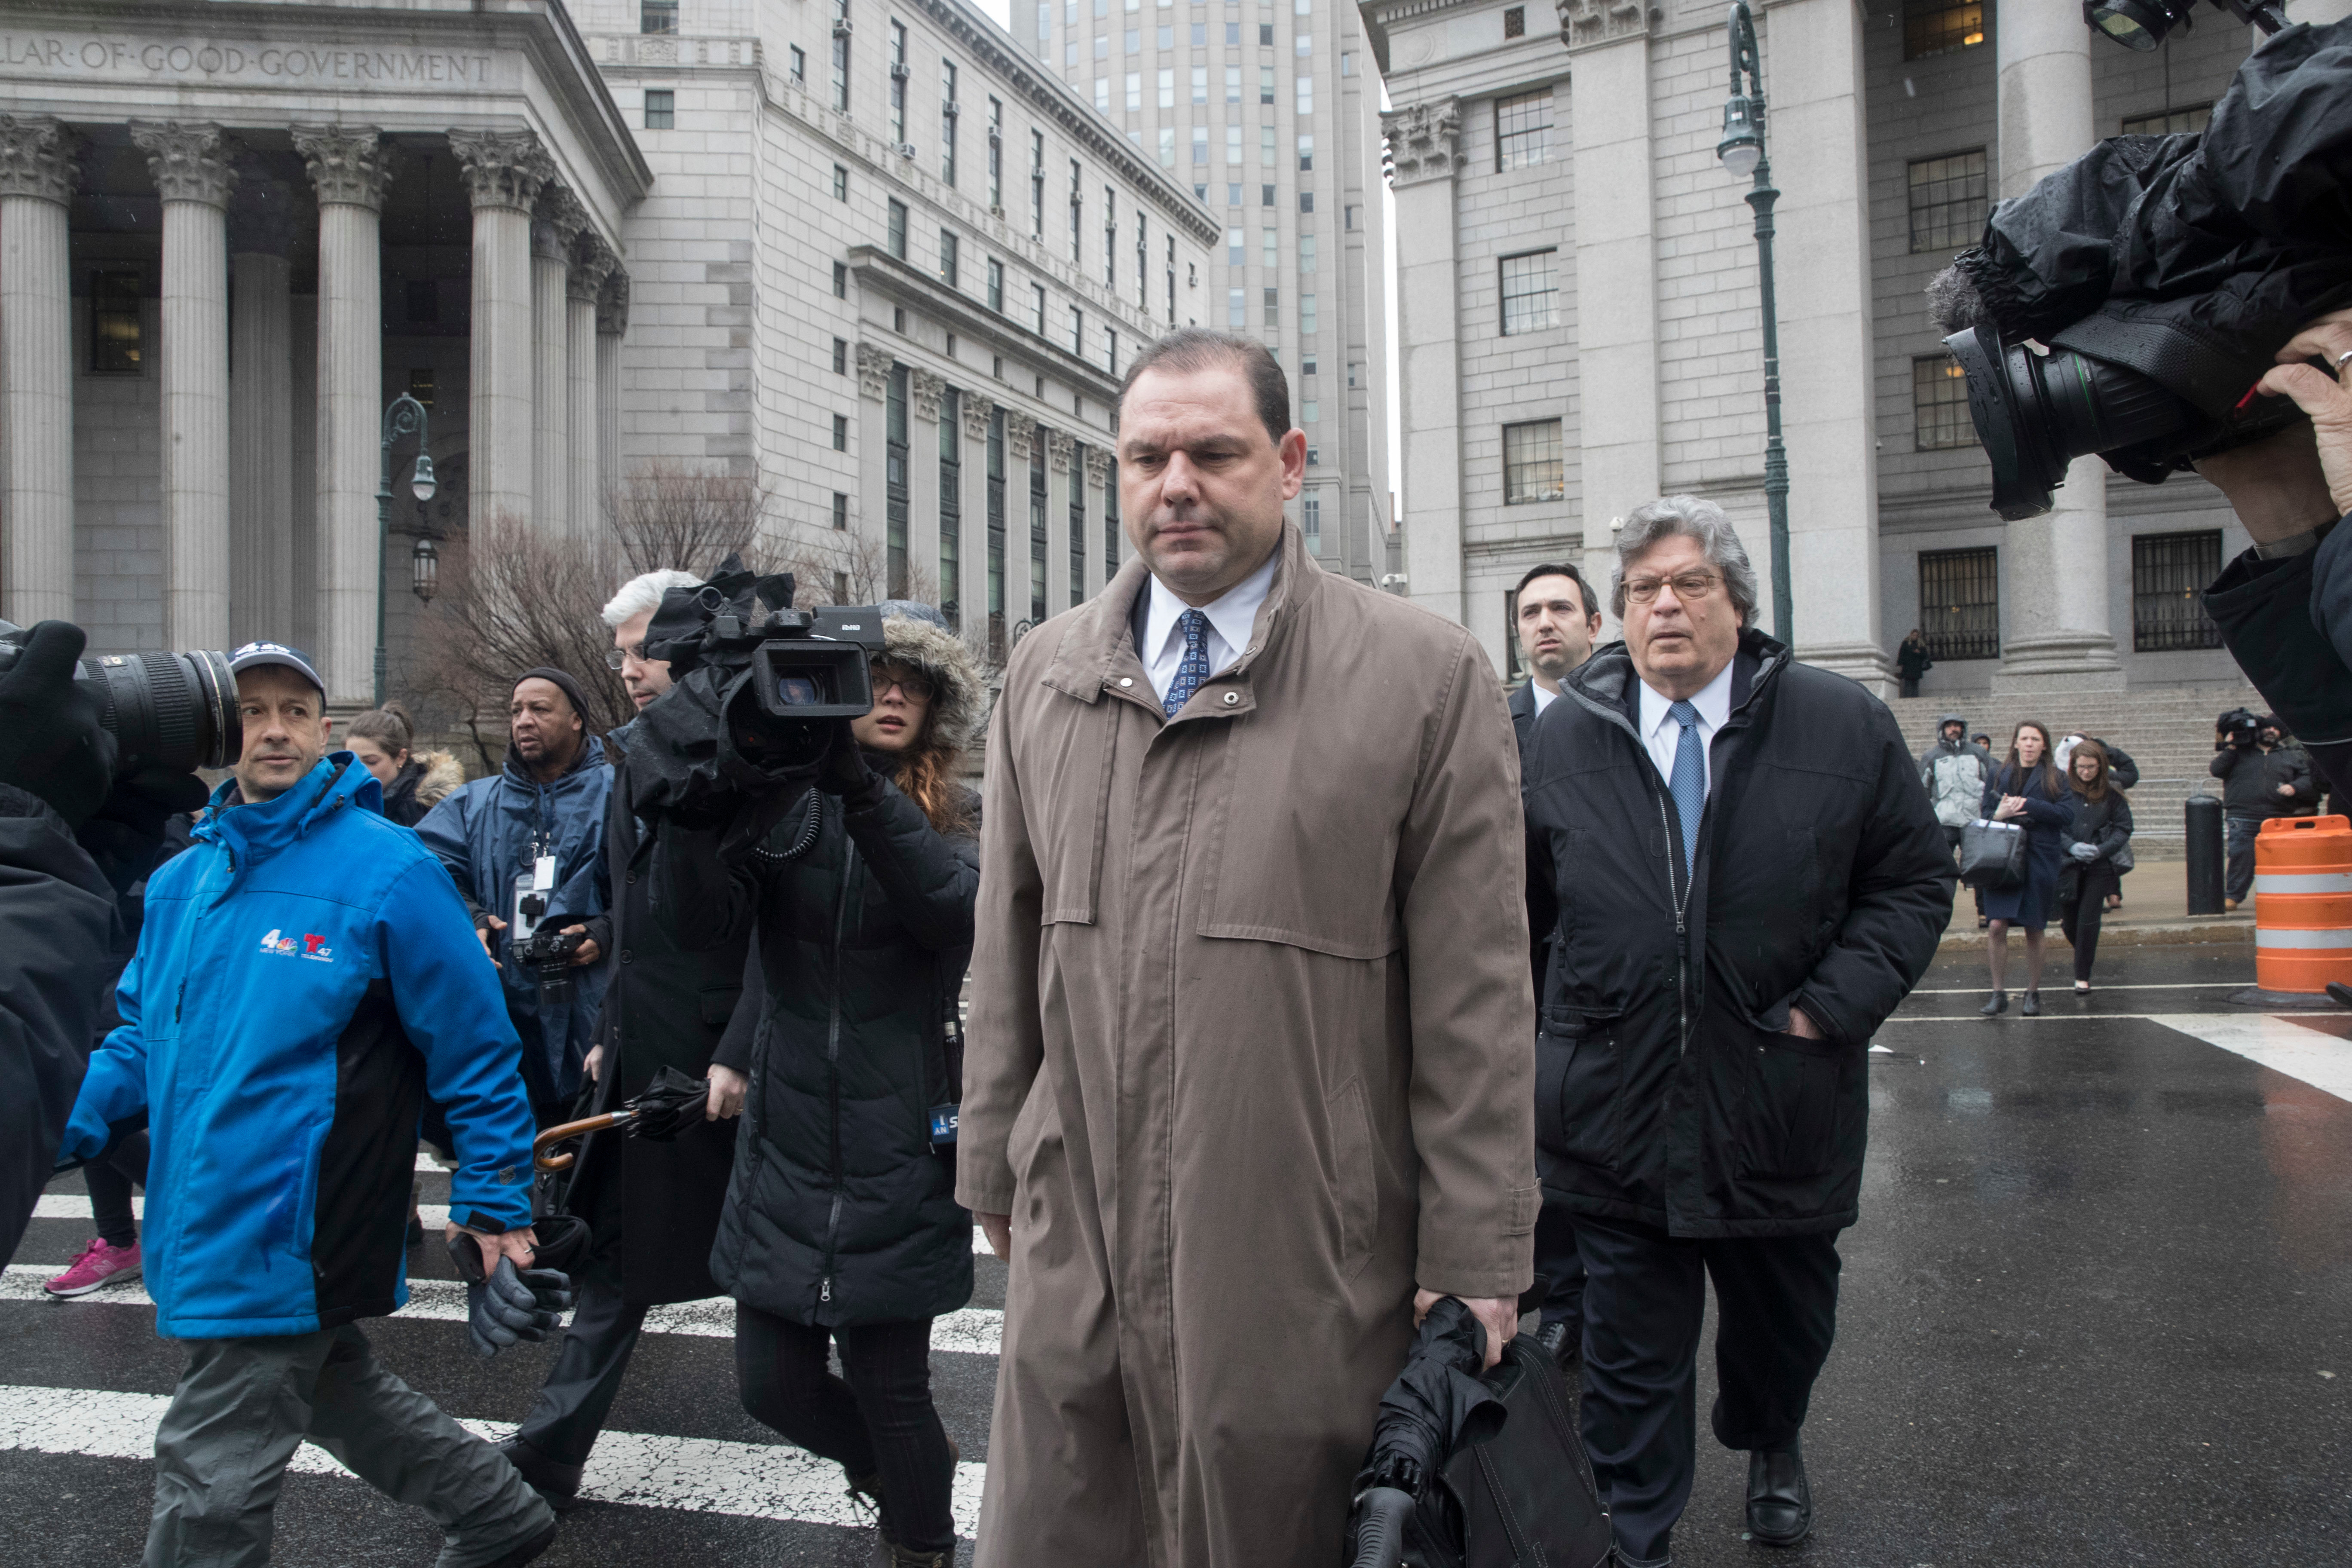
[2217,707,2262,750]
[0,619,241,776]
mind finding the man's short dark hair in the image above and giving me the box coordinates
[1512,561,1599,623]
[1118,327,1290,448]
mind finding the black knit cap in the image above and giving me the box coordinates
[514,666,590,722]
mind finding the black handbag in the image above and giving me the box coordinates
[1957,818,2027,891]
[1409,1336,1614,1568]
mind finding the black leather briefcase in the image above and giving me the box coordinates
[1423,1335,1614,1568]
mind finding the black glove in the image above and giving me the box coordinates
[0,620,116,828]
[77,763,210,895]
[815,722,885,808]
[464,1255,574,1359]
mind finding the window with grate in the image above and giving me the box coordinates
[1913,355,1977,450]
[1503,420,1564,505]
[1496,89,1552,172]
[90,274,146,371]
[1908,150,1986,252]
[1918,546,2000,660]
[1500,250,1556,336]
[2131,531,2223,652]
[1504,6,1525,37]
[1303,492,1321,543]
[407,368,435,407]
[1903,1,1983,60]
[2122,104,2211,136]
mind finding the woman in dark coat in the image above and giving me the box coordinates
[1980,720,2072,1016]
[345,702,465,828]
[661,606,983,1568]
[1896,628,1932,698]
[2057,740,2134,994]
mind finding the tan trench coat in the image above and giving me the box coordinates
[959,523,1538,1567]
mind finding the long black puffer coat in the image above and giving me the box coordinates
[1522,628,1953,1238]
[657,614,985,1327]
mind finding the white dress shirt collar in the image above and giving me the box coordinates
[1137,542,1279,702]
[1529,681,1559,715]
[1635,656,1738,792]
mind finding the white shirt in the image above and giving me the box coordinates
[1136,545,1279,707]
[1636,658,1737,798]
[1528,682,1560,716]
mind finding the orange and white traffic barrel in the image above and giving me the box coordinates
[2253,815,2352,994]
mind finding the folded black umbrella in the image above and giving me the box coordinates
[1345,1297,1508,1566]
[623,1066,714,1143]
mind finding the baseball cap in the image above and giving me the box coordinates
[228,640,326,697]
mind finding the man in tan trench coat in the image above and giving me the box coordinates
[958,328,1539,1567]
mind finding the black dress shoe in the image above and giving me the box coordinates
[1534,1319,1582,1379]
[1978,989,2007,1016]
[499,1435,583,1511]
[2019,989,2040,1017]
[1746,1440,1812,1547]
[477,1517,559,1568]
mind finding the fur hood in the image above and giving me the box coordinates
[882,615,988,758]
[411,749,466,812]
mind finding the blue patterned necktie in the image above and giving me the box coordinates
[1668,699,1706,878]
[1163,608,1211,717]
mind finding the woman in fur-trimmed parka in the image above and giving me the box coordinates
[660,603,983,1568]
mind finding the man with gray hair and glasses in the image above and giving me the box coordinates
[1522,496,1950,1565]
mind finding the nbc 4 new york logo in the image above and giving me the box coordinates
[259,928,333,963]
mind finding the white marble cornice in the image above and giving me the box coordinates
[131,120,233,206]
[1381,98,1463,188]
[292,124,391,211]
[449,126,554,213]
[0,114,80,206]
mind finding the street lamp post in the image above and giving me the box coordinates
[1715,0,1793,646]
[374,394,437,706]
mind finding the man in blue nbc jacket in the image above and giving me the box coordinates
[62,643,561,1568]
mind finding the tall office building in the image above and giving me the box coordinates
[1012,0,1396,585]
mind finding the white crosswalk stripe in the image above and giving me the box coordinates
[0,1383,988,1535]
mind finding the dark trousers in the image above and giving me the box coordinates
[1899,676,1920,698]
[736,1304,956,1553]
[513,1148,645,1468]
[1943,825,1984,920]
[1533,1195,1586,1332]
[1574,1213,1842,1566]
[2225,814,2262,904]
[87,1127,149,1250]
[2059,864,2122,983]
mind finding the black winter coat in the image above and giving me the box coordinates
[2210,743,2317,819]
[570,723,753,1306]
[2058,788,2134,906]
[1523,631,1953,1238]
[662,770,980,1326]
[1979,763,2072,928]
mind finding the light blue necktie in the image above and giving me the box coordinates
[1163,608,1211,718]
[1668,699,1706,878]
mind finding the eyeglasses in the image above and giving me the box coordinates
[604,643,646,671]
[870,665,936,701]
[1621,572,1722,606]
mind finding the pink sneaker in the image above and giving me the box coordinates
[44,1237,141,1297]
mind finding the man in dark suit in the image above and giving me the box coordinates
[1507,560,1603,1370]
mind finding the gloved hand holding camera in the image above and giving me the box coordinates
[0,621,117,828]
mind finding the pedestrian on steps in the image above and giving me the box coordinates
[2057,741,2135,995]
[655,603,985,1568]
[1980,720,2073,1017]
[346,702,465,829]
[1896,628,1932,698]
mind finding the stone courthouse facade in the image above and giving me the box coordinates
[0,0,1212,707]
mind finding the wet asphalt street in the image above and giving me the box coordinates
[7,937,2348,1566]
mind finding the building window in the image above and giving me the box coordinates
[987,258,1005,312]
[1298,192,1313,214]
[833,164,849,200]
[1503,5,1524,37]
[833,260,848,297]
[831,0,851,112]
[1300,293,1316,334]
[1226,64,1241,104]
[643,89,675,129]
[790,45,806,84]
[832,413,849,451]
[1295,75,1312,114]
[1032,130,1046,236]
[940,228,960,288]
[1499,250,1555,335]
[1069,440,1088,607]
[89,271,142,373]
[1096,77,1111,111]
[1918,546,1999,660]
[1261,65,1275,104]
[1030,431,1049,623]
[1301,398,1318,423]
[1264,286,1279,327]
[1303,492,1321,543]
[988,98,1004,208]
[404,278,439,325]
[1193,127,1209,165]
[1228,287,1246,328]
[407,368,435,407]
[833,336,848,374]
[1298,233,1317,273]
[1032,282,1048,334]
[940,387,962,631]
[1105,458,1120,585]
[1908,150,1987,253]
[1496,89,1552,172]
[1158,127,1176,167]
[1503,420,1565,504]
[1912,355,1976,449]
[2122,104,2211,135]
[1297,134,1313,172]
[641,0,678,34]
[833,491,849,531]
[887,364,910,597]
[1070,306,1085,357]
[1306,444,1319,465]
[1193,64,1208,104]
[1106,328,1118,375]
[1903,1,1984,60]
[987,409,1007,656]
[941,60,960,185]
[2132,531,2224,652]
[1229,227,1246,266]
[889,20,909,145]
[886,199,909,259]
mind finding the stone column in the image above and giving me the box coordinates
[0,115,80,627]
[1381,98,1466,628]
[1562,10,1654,645]
[596,270,628,498]
[909,369,946,601]
[450,129,553,534]
[1045,428,1075,610]
[229,170,297,644]
[570,237,616,543]
[959,392,995,636]
[1992,0,2119,692]
[132,122,236,653]
[294,125,393,709]
[855,343,891,597]
[1002,412,1038,628]
[289,292,320,656]
[1752,0,1888,690]
[1084,444,1114,597]
[533,187,587,538]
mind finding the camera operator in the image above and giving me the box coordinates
[650,600,983,1568]
[2209,710,2318,908]
[418,668,613,1126]
[495,571,756,1510]
[59,642,563,1566]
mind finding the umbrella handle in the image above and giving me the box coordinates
[532,1111,633,1173]
[1347,1487,1415,1568]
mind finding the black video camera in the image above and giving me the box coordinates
[511,890,587,1010]
[0,618,241,777]
[2218,707,2263,750]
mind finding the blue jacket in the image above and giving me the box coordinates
[416,736,612,1106]
[63,754,536,1340]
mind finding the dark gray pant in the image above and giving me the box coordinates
[515,1154,646,1467]
[2226,814,2263,904]
[147,1323,552,1568]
